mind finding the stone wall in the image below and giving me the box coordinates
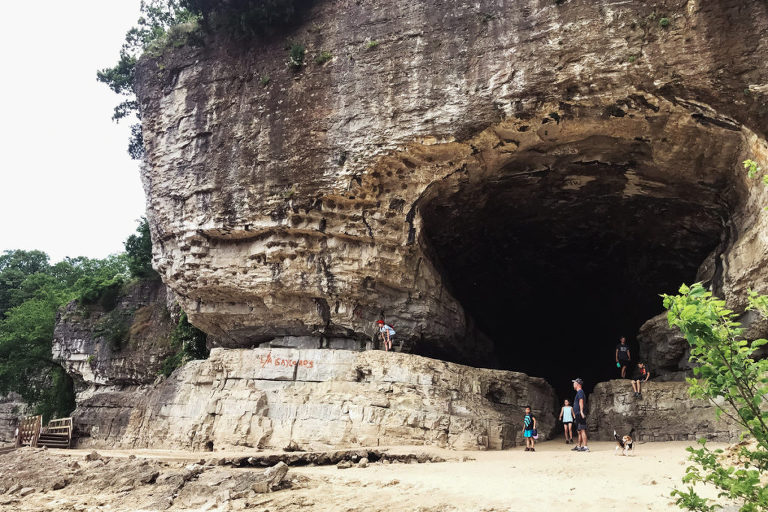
[588,380,740,442]
[73,348,556,451]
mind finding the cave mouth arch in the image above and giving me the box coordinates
[415,102,748,399]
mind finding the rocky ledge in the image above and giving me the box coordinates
[73,348,556,451]
[588,380,740,442]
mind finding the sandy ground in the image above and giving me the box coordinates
[0,440,723,511]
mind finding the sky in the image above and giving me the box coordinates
[0,1,146,262]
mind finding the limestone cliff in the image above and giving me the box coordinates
[134,0,768,366]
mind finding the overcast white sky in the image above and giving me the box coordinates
[0,1,146,262]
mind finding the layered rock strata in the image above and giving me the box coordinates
[53,280,176,390]
[135,0,768,364]
[587,380,740,442]
[73,348,556,451]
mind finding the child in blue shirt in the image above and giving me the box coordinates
[523,406,537,452]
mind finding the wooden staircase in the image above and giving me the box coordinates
[15,416,72,449]
[37,418,73,449]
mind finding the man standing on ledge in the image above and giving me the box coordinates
[615,336,631,378]
[571,378,589,452]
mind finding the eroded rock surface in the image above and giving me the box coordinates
[53,279,176,389]
[135,0,768,366]
[588,380,740,442]
[74,348,555,451]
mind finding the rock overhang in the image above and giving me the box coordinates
[134,0,768,380]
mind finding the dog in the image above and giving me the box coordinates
[614,430,634,456]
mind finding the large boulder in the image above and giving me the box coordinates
[74,348,556,451]
[637,313,691,381]
[588,380,740,442]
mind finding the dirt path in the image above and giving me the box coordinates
[0,441,721,511]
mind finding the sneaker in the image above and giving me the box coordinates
[571,446,581,451]
[530,448,535,452]
[579,446,590,452]
[524,447,530,451]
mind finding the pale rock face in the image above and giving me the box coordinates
[0,393,27,443]
[134,0,768,364]
[588,380,740,442]
[73,348,556,451]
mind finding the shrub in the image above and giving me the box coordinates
[160,312,209,376]
[93,310,131,351]
[182,0,315,38]
[260,75,270,86]
[124,218,158,280]
[366,40,379,50]
[659,17,671,27]
[315,50,332,65]
[289,42,306,69]
[76,275,124,311]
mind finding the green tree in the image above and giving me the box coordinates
[97,1,199,159]
[664,284,768,511]
[0,228,144,420]
[124,218,159,280]
[0,250,50,316]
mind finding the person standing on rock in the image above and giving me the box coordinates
[376,320,395,351]
[571,378,589,452]
[522,406,537,452]
[631,362,651,398]
[558,399,574,444]
[615,336,631,378]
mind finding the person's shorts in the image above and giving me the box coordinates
[619,360,629,368]
[523,430,533,438]
[575,415,588,431]
[563,421,573,425]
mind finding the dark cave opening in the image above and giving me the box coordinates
[420,160,731,400]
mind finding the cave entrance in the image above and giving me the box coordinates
[418,134,737,399]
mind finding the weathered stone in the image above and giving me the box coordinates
[0,393,27,444]
[358,457,369,468]
[336,461,353,470]
[18,488,34,497]
[587,380,740,442]
[84,451,102,461]
[637,313,691,381]
[72,348,555,451]
[134,0,768,368]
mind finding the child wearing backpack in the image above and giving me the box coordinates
[523,406,537,452]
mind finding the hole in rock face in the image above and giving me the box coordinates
[420,152,735,398]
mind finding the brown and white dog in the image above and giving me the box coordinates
[614,430,634,456]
